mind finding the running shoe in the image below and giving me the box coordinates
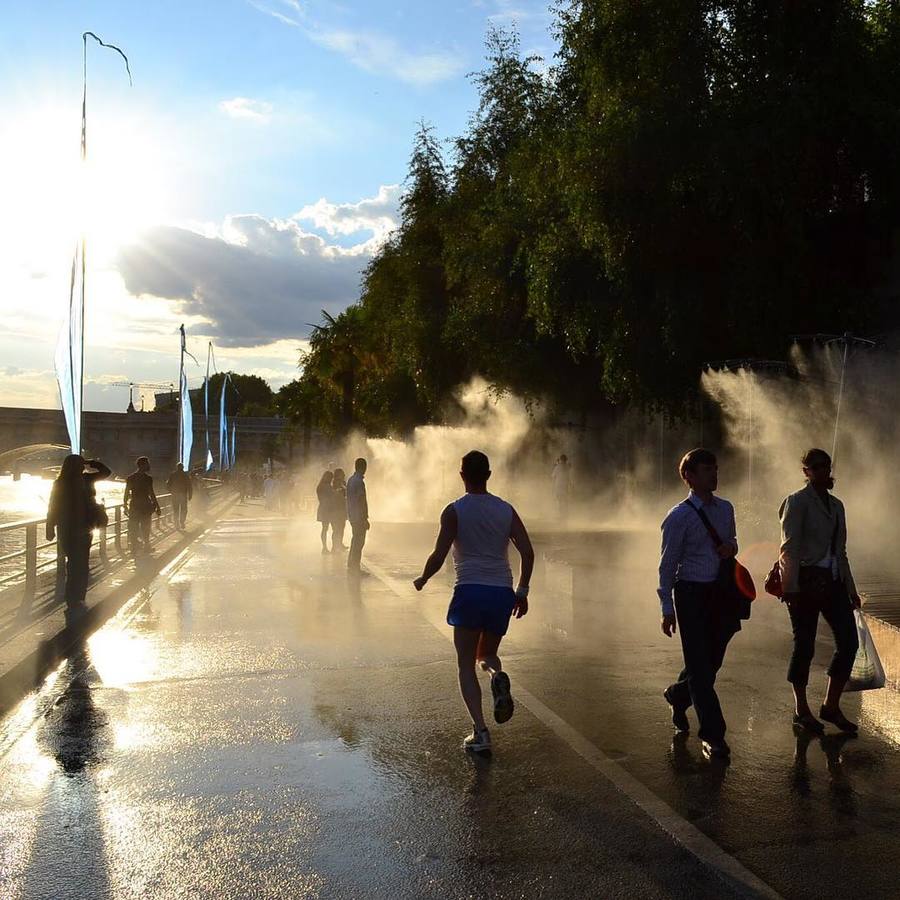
[463,727,491,753]
[491,671,514,724]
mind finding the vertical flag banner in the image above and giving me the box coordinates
[55,242,84,452]
[178,325,197,470]
[219,375,229,471]
[230,419,237,470]
[204,342,214,471]
[55,34,131,454]
[180,366,193,468]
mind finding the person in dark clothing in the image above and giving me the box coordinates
[330,468,348,552]
[346,458,369,574]
[658,448,741,761]
[780,448,861,734]
[46,455,112,623]
[166,463,193,530]
[124,457,160,555]
[316,471,334,553]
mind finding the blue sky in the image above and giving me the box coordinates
[0,0,556,411]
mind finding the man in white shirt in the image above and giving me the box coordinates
[346,457,369,574]
[414,450,534,754]
[658,448,741,760]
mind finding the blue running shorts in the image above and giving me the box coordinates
[447,584,517,636]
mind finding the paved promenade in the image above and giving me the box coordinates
[3,505,900,899]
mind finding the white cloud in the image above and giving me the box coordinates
[308,28,465,86]
[247,0,304,28]
[116,214,369,348]
[0,366,59,409]
[218,97,274,123]
[248,2,465,86]
[294,183,400,247]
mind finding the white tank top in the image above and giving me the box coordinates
[451,493,514,587]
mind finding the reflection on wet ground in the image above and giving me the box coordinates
[1,511,900,898]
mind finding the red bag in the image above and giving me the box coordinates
[764,560,783,598]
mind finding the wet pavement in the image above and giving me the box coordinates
[3,507,900,899]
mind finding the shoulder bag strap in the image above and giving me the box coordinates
[683,500,724,549]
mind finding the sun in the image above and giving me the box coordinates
[0,103,171,271]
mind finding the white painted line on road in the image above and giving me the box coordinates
[364,558,785,900]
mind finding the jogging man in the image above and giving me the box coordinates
[414,450,534,753]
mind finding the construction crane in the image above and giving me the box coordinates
[108,381,175,412]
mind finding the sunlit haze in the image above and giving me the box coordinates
[0,1,554,412]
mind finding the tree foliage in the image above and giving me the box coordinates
[194,372,276,418]
[283,6,900,435]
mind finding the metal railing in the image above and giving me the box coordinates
[0,483,226,602]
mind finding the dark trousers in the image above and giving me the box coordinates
[60,532,92,607]
[172,495,188,528]
[129,512,152,551]
[348,521,367,571]
[669,581,739,742]
[786,570,858,687]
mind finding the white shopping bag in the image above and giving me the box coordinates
[845,610,886,692]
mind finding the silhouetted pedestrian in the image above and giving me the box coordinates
[659,448,741,760]
[551,454,571,521]
[346,458,369,573]
[124,457,160,555]
[330,468,348,551]
[46,455,112,625]
[264,474,276,510]
[166,462,193,530]
[316,470,334,552]
[414,450,534,754]
[780,448,861,735]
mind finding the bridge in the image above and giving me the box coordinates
[2,500,900,899]
[0,406,331,474]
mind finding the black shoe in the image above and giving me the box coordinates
[819,705,859,734]
[793,713,825,735]
[663,687,690,733]
[701,738,731,760]
[491,672,514,724]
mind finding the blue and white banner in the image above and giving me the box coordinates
[204,342,214,471]
[180,365,193,469]
[219,376,229,471]
[55,239,84,453]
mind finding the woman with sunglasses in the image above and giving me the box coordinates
[780,448,861,734]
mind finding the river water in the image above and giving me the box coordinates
[0,474,126,528]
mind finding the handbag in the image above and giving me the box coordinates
[89,499,109,529]
[685,501,756,620]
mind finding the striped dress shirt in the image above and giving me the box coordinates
[657,492,738,615]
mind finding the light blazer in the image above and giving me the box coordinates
[779,483,856,596]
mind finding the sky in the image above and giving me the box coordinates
[0,0,557,412]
